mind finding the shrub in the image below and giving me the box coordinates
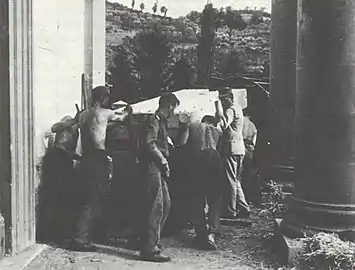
[302,233,355,270]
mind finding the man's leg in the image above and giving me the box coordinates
[221,155,238,217]
[205,149,223,234]
[160,178,171,232]
[71,153,109,250]
[206,179,222,234]
[140,163,171,262]
[241,148,253,203]
[191,193,208,239]
[235,155,250,216]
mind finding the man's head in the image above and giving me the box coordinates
[91,86,111,108]
[218,87,234,110]
[158,93,180,118]
[201,115,217,127]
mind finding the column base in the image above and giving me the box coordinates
[281,196,355,241]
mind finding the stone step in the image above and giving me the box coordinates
[272,218,308,267]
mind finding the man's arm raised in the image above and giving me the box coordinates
[107,105,133,123]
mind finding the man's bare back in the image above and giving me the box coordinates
[79,107,129,153]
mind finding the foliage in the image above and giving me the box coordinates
[121,13,134,29]
[133,25,174,98]
[196,3,219,85]
[171,54,195,90]
[186,10,201,24]
[108,25,175,102]
[139,2,144,12]
[221,50,246,77]
[260,180,288,218]
[222,6,247,38]
[301,233,355,270]
[250,11,264,25]
[160,6,168,17]
[152,1,158,14]
[107,45,139,103]
[106,1,271,88]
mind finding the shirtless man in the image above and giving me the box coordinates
[70,85,132,251]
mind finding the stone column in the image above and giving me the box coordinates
[84,0,106,108]
[281,0,355,239]
[269,0,298,184]
[1,0,36,254]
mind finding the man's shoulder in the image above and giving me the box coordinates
[144,114,160,128]
[146,113,160,122]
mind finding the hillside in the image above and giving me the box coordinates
[106,1,270,74]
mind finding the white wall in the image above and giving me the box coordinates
[32,0,85,170]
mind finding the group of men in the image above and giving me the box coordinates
[39,85,257,263]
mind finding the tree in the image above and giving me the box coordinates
[134,26,173,98]
[196,3,218,85]
[121,13,134,29]
[160,6,168,17]
[131,0,135,9]
[250,11,263,25]
[222,8,247,44]
[171,54,194,90]
[140,2,145,12]
[108,45,139,103]
[222,51,245,77]
[152,1,158,14]
[186,11,201,24]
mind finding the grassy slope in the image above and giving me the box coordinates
[106,1,270,72]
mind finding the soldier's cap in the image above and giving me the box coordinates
[92,85,111,98]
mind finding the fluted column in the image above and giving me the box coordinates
[281,0,355,239]
[269,0,298,183]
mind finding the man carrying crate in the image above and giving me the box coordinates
[70,86,132,251]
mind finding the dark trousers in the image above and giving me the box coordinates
[222,155,250,217]
[242,147,260,205]
[190,149,222,238]
[37,147,76,242]
[73,150,109,244]
[139,161,171,256]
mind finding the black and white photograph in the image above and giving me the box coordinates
[0,0,354,269]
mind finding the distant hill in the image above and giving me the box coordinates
[106,1,270,73]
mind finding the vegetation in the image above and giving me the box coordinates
[196,3,218,85]
[171,53,195,90]
[301,233,355,270]
[260,180,288,218]
[106,1,270,102]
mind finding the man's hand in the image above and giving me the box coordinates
[162,162,170,179]
[215,100,223,115]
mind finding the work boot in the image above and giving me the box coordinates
[194,234,217,251]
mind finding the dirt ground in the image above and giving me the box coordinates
[26,208,292,270]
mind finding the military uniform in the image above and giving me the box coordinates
[138,112,171,257]
[186,122,223,239]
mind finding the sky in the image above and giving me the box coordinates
[111,0,271,18]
